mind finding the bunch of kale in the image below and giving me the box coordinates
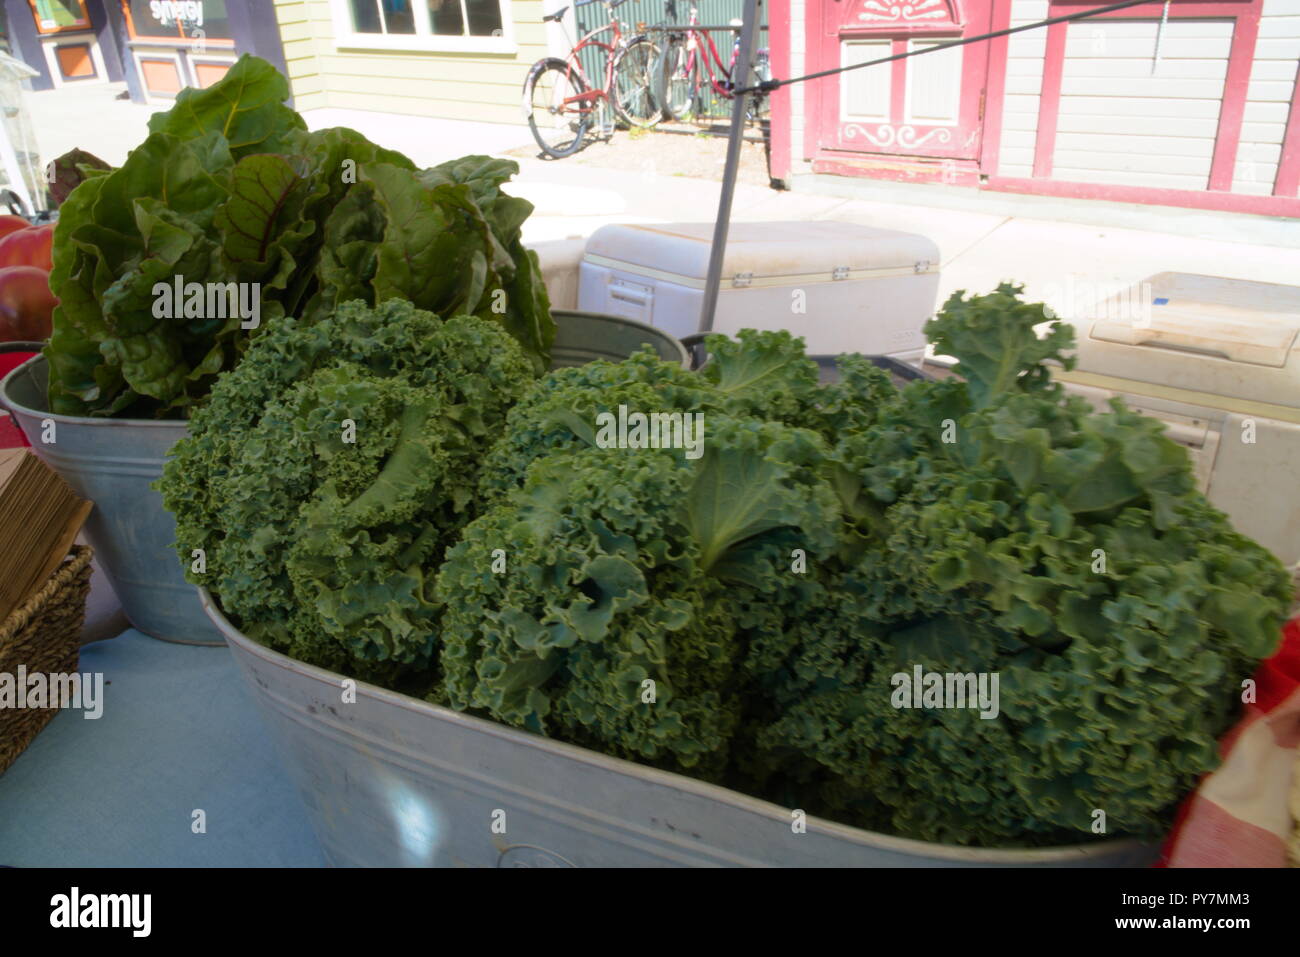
[159,298,534,686]
[437,286,1289,845]
[162,273,1290,846]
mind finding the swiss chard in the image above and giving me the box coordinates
[47,55,554,417]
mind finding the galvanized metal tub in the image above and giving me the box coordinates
[201,590,1159,868]
[1,356,223,645]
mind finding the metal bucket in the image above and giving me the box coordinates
[550,309,690,368]
[0,355,223,645]
[202,590,1159,868]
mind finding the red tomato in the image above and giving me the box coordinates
[0,224,54,272]
[0,215,31,241]
[0,266,57,342]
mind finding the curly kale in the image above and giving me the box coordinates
[477,347,713,506]
[435,300,1289,845]
[158,298,534,680]
[439,411,842,779]
[752,286,1291,846]
[159,279,1290,850]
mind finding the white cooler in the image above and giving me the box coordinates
[578,221,941,360]
[1052,272,1300,567]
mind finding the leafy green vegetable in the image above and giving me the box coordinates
[46,148,111,208]
[157,270,1290,849]
[147,57,306,156]
[441,291,1289,846]
[46,55,554,417]
[925,281,1075,409]
[749,286,1291,845]
[476,347,713,505]
[440,413,841,778]
[157,299,535,681]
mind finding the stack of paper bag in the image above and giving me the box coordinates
[0,449,93,623]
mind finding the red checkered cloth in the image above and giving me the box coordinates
[1159,617,1300,867]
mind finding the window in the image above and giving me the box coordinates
[906,39,961,125]
[840,36,963,127]
[429,0,502,37]
[121,0,234,43]
[351,0,416,34]
[335,0,512,51]
[30,0,92,34]
[842,40,891,121]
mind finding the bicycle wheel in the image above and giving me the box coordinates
[611,36,663,129]
[524,58,591,159]
[656,35,697,121]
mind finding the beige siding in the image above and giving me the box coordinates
[993,4,1294,196]
[279,21,318,43]
[1233,0,1300,195]
[276,0,326,105]
[1051,19,1232,191]
[272,0,550,124]
[997,0,1048,177]
[293,90,331,110]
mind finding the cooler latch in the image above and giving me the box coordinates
[832,266,850,281]
[732,272,753,288]
[914,260,933,274]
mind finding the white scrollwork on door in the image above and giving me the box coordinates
[858,0,951,23]
[843,124,953,148]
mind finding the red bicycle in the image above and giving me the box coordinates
[655,4,769,123]
[523,0,662,159]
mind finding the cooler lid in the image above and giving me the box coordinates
[583,221,939,283]
[1087,273,1300,368]
[1066,270,1300,408]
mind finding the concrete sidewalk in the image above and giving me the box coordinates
[27,83,1300,320]
[507,157,1300,318]
[28,83,153,168]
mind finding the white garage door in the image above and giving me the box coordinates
[1053,18,1234,190]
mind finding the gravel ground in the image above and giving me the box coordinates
[504,126,775,188]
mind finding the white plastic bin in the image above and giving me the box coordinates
[578,221,940,361]
[1053,272,1300,566]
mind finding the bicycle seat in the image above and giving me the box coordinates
[542,5,567,22]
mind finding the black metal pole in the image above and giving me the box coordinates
[698,0,761,334]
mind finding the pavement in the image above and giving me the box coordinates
[24,80,1300,326]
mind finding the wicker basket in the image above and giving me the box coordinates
[0,545,94,775]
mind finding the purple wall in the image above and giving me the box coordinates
[4,0,288,104]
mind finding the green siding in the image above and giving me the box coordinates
[569,0,768,120]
